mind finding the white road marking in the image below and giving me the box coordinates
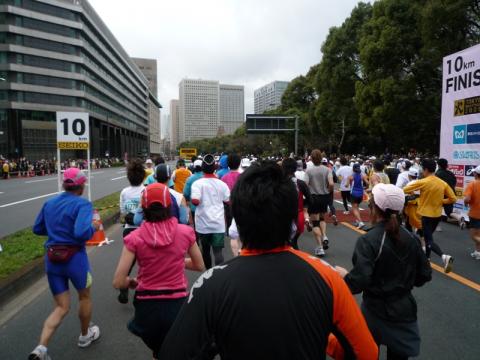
[334,200,365,211]
[0,192,4,194]
[0,192,59,208]
[116,170,126,174]
[111,175,127,181]
[91,171,104,174]
[24,178,57,184]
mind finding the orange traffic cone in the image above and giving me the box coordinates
[87,210,106,246]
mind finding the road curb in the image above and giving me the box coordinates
[0,212,120,308]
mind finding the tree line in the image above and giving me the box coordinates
[180,0,480,156]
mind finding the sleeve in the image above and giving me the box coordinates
[179,205,189,224]
[158,270,218,359]
[123,230,137,253]
[343,235,377,294]
[183,178,192,201]
[119,190,126,215]
[191,181,201,202]
[414,236,432,287]
[133,207,144,226]
[443,183,457,205]
[74,202,95,242]
[464,182,473,198]
[33,204,47,236]
[396,174,405,188]
[297,179,311,208]
[228,219,239,239]
[223,182,230,202]
[171,170,177,181]
[403,178,423,194]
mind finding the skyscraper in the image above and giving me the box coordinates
[220,84,244,135]
[169,99,179,150]
[254,81,290,114]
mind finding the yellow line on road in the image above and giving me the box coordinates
[340,222,480,293]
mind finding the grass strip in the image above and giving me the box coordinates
[0,191,120,280]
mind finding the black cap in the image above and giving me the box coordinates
[154,164,172,183]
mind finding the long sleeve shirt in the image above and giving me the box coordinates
[403,175,456,218]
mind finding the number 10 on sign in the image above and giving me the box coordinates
[56,112,92,201]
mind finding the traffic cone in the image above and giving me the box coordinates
[87,210,107,246]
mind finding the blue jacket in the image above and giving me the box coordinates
[33,192,95,248]
[216,155,229,179]
[183,171,203,212]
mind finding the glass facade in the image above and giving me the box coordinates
[0,0,150,159]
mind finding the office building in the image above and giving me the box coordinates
[133,57,161,156]
[254,80,289,114]
[0,0,159,160]
[169,99,179,150]
[178,79,244,143]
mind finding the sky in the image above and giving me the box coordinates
[88,0,363,135]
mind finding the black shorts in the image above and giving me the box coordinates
[351,196,363,204]
[308,194,330,214]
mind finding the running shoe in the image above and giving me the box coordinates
[117,289,128,304]
[442,254,454,273]
[460,218,466,230]
[470,251,480,260]
[78,323,100,348]
[332,214,338,226]
[357,221,365,229]
[314,246,325,257]
[436,225,443,232]
[28,346,51,360]
[343,211,350,215]
[322,236,329,250]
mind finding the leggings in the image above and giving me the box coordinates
[387,348,408,360]
[341,191,351,212]
[421,216,443,259]
[199,235,224,269]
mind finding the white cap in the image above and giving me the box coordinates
[371,184,405,212]
[241,158,251,168]
[408,168,419,177]
[474,165,480,175]
[145,159,153,164]
[322,157,328,163]
[193,159,203,167]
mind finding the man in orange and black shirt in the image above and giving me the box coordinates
[159,162,378,360]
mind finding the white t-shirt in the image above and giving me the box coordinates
[191,176,230,234]
[396,171,410,189]
[336,166,353,191]
[169,188,184,207]
[120,185,145,228]
[295,170,306,182]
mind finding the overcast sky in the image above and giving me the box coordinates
[89,0,363,132]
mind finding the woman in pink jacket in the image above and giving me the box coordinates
[113,183,205,360]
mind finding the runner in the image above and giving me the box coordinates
[282,157,311,250]
[172,159,192,193]
[384,158,400,185]
[191,154,230,269]
[183,159,204,228]
[159,161,378,360]
[155,164,190,224]
[216,154,230,179]
[294,158,306,181]
[144,158,154,180]
[435,158,456,219]
[403,159,456,272]
[396,160,412,189]
[323,158,338,226]
[335,184,432,360]
[113,183,204,360]
[221,153,242,254]
[348,163,369,229]
[304,149,334,257]
[370,160,390,186]
[29,168,100,360]
[463,165,480,260]
[118,159,145,304]
[336,157,353,214]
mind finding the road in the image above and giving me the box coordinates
[0,205,479,359]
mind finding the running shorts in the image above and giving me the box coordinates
[45,249,91,295]
[198,233,225,248]
[308,194,330,214]
[350,196,363,204]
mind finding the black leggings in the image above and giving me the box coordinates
[328,192,336,216]
[387,348,408,360]
[421,216,443,259]
[341,191,351,212]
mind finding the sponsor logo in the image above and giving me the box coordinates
[454,96,480,117]
[453,150,480,160]
[453,123,480,144]
[465,165,476,177]
[453,125,466,144]
[449,164,465,176]
[454,203,464,210]
[456,176,464,187]
[467,123,480,144]
[455,187,464,198]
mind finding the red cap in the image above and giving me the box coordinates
[63,168,87,187]
[142,183,171,208]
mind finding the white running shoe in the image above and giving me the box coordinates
[78,323,100,348]
[343,211,350,215]
[28,346,51,360]
[470,251,480,260]
[314,246,325,257]
[442,254,454,273]
[358,221,365,229]
[460,218,466,230]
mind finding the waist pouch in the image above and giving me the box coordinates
[47,245,81,263]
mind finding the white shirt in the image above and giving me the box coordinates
[396,171,410,189]
[295,170,306,182]
[191,176,230,234]
[120,185,145,228]
[336,166,353,191]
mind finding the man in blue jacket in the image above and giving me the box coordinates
[29,168,101,360]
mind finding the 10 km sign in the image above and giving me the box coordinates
[56,112,90,144]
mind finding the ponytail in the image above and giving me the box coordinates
[384,208,401,245]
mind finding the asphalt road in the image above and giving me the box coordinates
[0,208,479,359]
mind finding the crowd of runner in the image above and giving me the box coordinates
[27,149,480,360]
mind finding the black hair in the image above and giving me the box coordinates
[62,183,82,192]
[421,158,436,173]
[340,157,348,166]
[231,161,297,250]
[282,158,297,176]
[373,160,384,172]
[373,203,401,245]
[177,159,186,167]
[191,155,197,163]
[437,158,448,170]
[127,158,146,186]
[227,153,241,170]
[143,203,171,222]
[154,156,165,166]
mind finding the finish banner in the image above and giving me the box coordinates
[440,44,480,219]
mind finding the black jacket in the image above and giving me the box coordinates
[344,223,432,322]
[436,168,456,191]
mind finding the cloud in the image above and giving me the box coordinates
[88,0,362,120]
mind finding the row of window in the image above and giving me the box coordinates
[0,0,78,21]
[1,13,78,38]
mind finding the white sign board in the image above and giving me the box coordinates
[440,44,480,219]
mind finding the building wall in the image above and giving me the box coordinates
[254,80,289,114]
[0,0,150,159]
[169,99,179,150]
[148,95,161,155]
[132,57,157,97]
[219,84,244,135]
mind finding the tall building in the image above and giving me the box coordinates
[219,84,244,135]
[132,58,161,156]
[254,80,289,114]
[178,79,244,143]
[0,0,154,160]
[169,99,179,150]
